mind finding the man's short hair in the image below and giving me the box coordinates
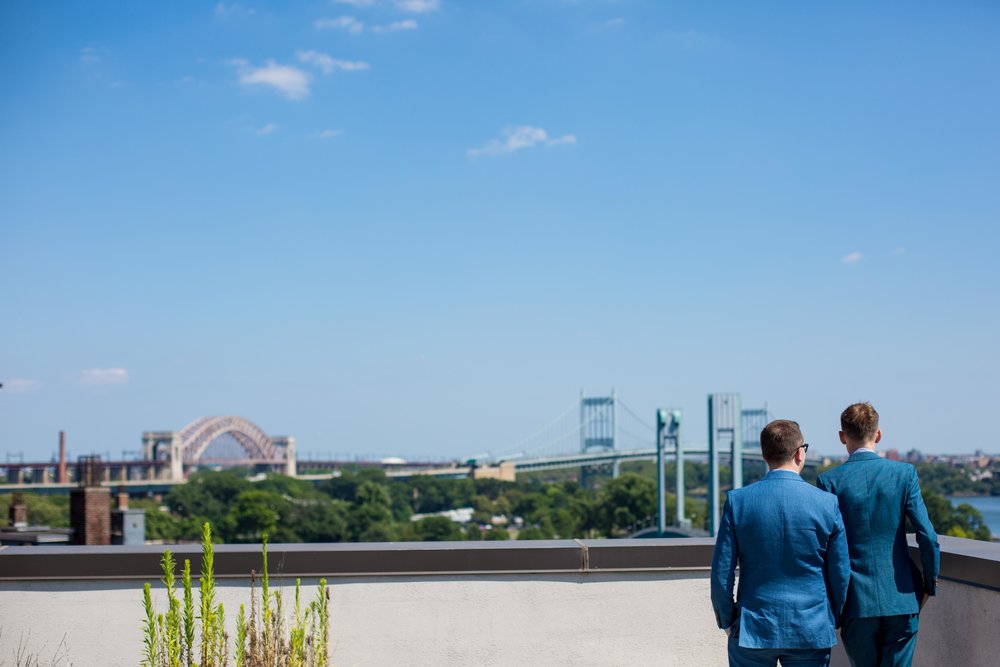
[760,419,804,465]
[841,402,879,443]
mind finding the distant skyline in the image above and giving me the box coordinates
[2,1,999,459]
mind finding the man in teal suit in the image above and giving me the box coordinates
[817,402,940,667]
[712,419,851,667]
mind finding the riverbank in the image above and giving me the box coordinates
[948,495,1000,540]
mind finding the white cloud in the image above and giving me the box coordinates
[79,46,101,64]
[4,378,42,393]
[372,19,418,33]
[312,128,343,140]
[842,252,863,264]
[236,60,312,100]
[601,17,625,29]
[394,0,440,12]
[215,3,256,19]
[468,126,578,157]
[660,29,727,52]
[332,0,435,8]
[892,246,906,256]
[315,16,365,33]
[78,368,129,385]
[253,122,278,136]
[546,134,577,147]
[297,50,370,74]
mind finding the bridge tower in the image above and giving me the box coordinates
[142,431,182,481]
[579,390,618,487]
[708,393,742,536]
[272,436,297,476]
[656,408,685,536]
[741,408,769,462]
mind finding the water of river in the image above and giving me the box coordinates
[947,495,1000,539]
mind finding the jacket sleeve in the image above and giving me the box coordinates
[710,496,739,630]
[824,498,850,627]
[815,473,829,492]
[905,467,940,595]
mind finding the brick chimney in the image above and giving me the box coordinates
[8,492,27,528]
[69,456,110,545]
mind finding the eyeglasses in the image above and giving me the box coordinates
[799,443,810,453]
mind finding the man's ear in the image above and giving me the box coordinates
[874,429,882,444]
[839,431,847,445]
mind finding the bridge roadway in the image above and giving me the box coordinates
[0,447,814,494]
[0,466,467,495]
[0,458,448,474]
[507,446,820,472]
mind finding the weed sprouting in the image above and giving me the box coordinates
[141,523,330,666]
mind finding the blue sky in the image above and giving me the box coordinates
[2,1,998,461]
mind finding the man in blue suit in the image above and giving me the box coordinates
[712,419,851,667]
[816,402,940,667]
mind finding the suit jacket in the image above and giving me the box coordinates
[816,450,940,619]
[711,470,851,649]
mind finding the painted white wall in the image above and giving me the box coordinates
[0,571,727,667]
[3,573,996,666]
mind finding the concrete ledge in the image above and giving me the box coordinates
[583,538,716,571]
[1,537,999,666]
[2,535,996,588]
[0,538,718,581]
[910,534,1000,592]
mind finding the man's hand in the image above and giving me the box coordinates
[724,625,733,637]
[920,592,930,610]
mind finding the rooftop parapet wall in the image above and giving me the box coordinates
[0,537,717,580]
[0,537,997,667]
[0,536,996,588]
[925,534,1000,590]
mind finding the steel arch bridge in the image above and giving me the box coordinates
[142,416,296,481]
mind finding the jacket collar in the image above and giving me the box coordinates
[764,469,803,481]
[848,449,880,462]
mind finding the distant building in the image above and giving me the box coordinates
[66,457,145,546]
[411,507,475,524]
[110,491,145,546]
[0,492,71,546]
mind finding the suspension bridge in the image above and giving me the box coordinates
[473,390,796,535]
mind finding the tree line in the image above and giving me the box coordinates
[0,460,992,543]
[144,467,707,543]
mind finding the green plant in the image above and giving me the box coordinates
[234,604,247,667]
[161,550,182,667]
[143,585,157,667]
[200,522,219,667]
[141,522,330,666]
[182,559,195,667]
